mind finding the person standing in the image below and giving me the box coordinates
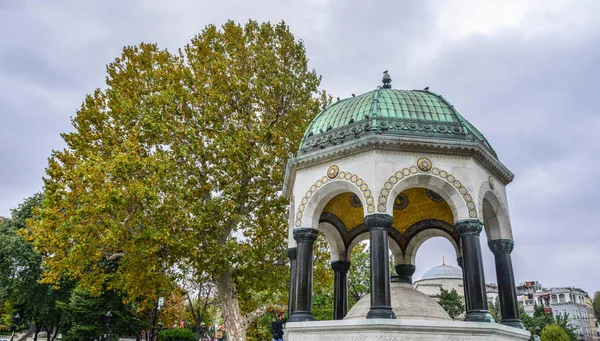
[270,312,284,341]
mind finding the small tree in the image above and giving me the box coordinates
[158,328,195,341]
[554,314,577,341]
[438,288,464,319]
[348,243,370,309]
[540,324,569,341]
[488,298,501,322]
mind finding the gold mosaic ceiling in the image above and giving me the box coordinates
[321,188,453,232]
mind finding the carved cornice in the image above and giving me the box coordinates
[282,134,514,199]
[488,239,514,255]
[364,214,393,231]
[293,228,319,243]
[331,260,351,273]
[287,247,297,260]
[455,219,484,236]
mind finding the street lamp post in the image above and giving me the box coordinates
[10,314,20,341]
[533,326,541,341]
[156,321,163,340]
[104,311,112,341]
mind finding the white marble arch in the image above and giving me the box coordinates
[318,221,347,262]
[345,228,402,265]
[401,229,461,265]
[383,173,471,223]
[298,177,370,230]
[481,190,513,241]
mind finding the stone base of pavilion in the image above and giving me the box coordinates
[284,319,530,341]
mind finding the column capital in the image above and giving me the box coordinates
[364,214,393,231]
[331,260,351,273]
[488,239,514,255]
[456,257,464,269]
[395,264,416,284]
[287,247,297,260]
[455,219,483,236]
[293,228,319,243]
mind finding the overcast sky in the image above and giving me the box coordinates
[1,0,599,295]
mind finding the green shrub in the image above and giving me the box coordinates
[540,324,570,341]
[157,328,196,341]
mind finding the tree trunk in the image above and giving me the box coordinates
[194,283,212,341]
[33,324,40,341]
[50,322,59,341]
[200,285,212,329]
[215,271,247,341]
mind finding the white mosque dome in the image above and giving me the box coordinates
[420,264,462,281]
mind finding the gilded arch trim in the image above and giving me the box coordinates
[295,169,375,227]
[377,165,478,219]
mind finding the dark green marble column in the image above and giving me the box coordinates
[457,256,471,312]
[331,260,351,320]
[289,228,319,322]
[395,264,416,284]
[489,239,525,329]
[364,214,396,319]
[287,247,297,317]
[455,219,494,322]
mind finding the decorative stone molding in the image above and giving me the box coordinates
[465,309,496,323]
[378,166,478,219]
[363,214,393,231]
[295,169,375,227]
[293,228,319,243]
[331,260,351,273]
[488,239,514,255]
[287,247,297,259]
[285,318,530,341]
[301,119,475,154]
[282,133,515,200]
[327,165,339,179]
[455,219,484,236]
[417,157,432,172]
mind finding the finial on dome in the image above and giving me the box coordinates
[442,256,445,265]
[382,70,392,89]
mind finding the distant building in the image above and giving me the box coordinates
[414,262,464,300]
[520,285,598,341]
[584,296,599,341]
[414,262,498,303]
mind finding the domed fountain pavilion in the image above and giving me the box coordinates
[283,72,528,340]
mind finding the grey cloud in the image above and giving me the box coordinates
[0,0,598,296]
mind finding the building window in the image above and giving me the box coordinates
[559,294,566,303]
[551,295,558,303]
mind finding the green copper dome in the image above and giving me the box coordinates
[299,72,496,158]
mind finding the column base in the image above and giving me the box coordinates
[501,319,525,329]
[366,306,397,319]
[288,310,315,322]
[465,310,495,323]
